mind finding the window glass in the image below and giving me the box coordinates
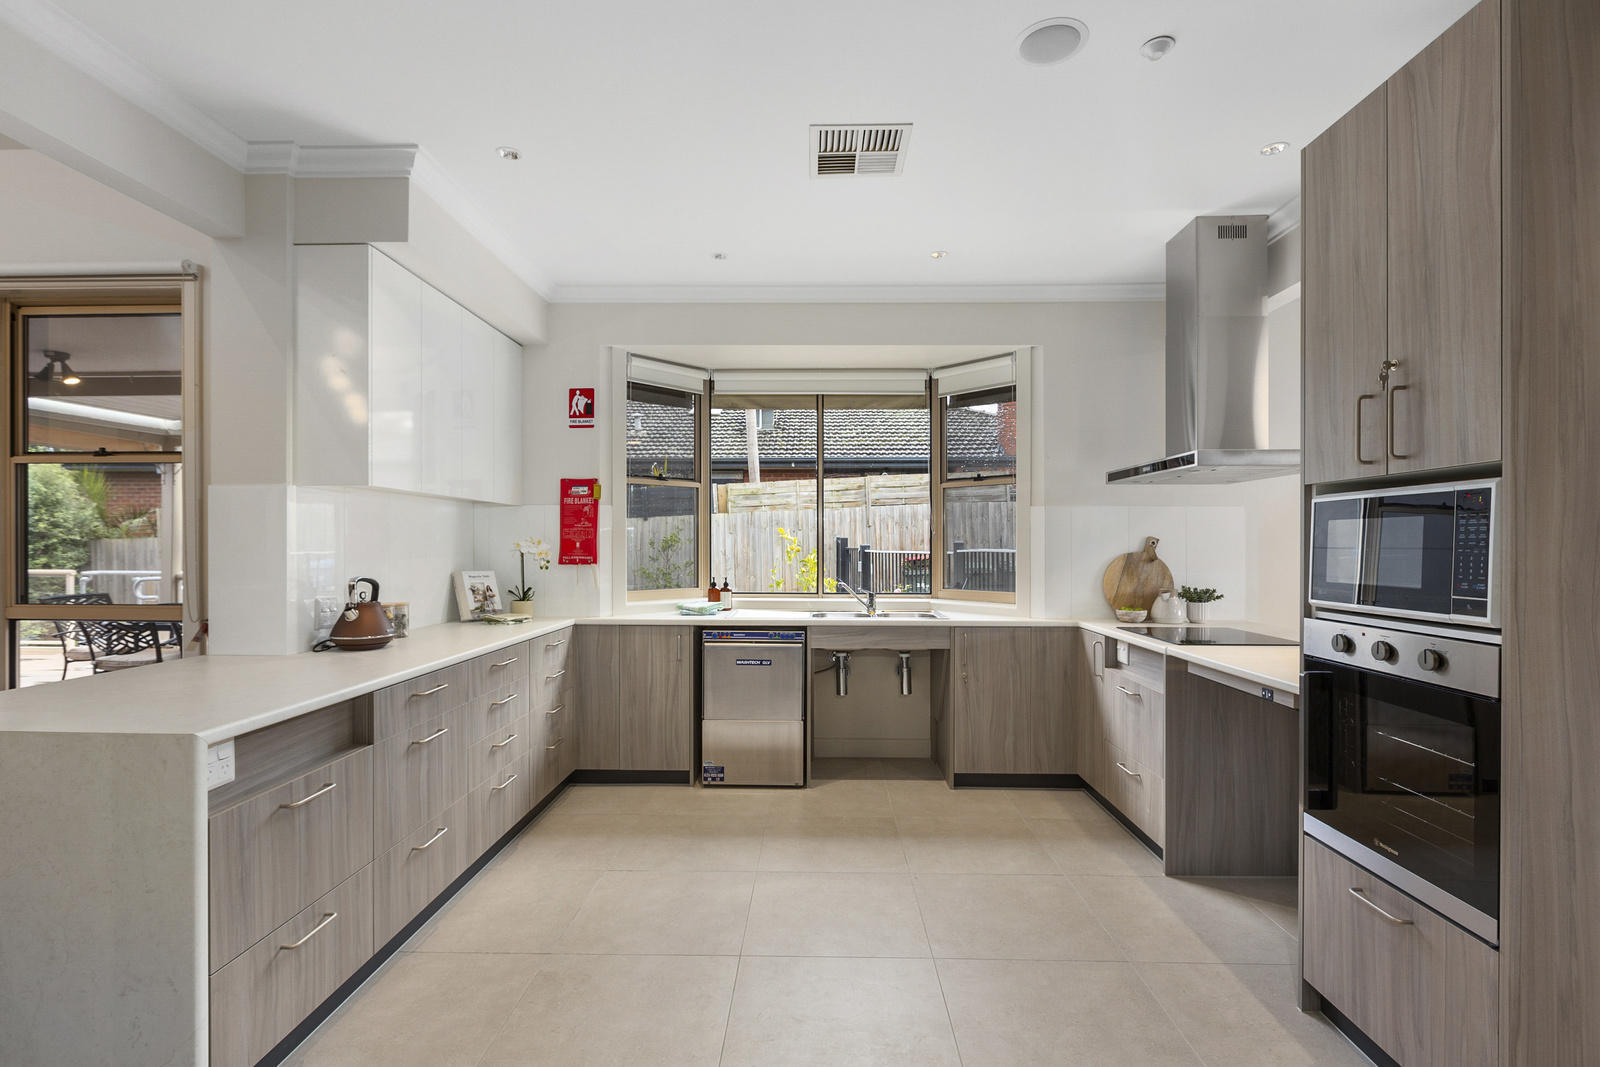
[23,462,184,605]
[626,484,698,591]
[943,385,1016,479]
[710,397,821,593]
[24,313,183,453]
[626,383,698,481]
[14,616,181,687]
[820,395,931,595]
[943,483,1017,592]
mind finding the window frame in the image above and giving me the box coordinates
[1,278,205,688]
[623,379,710,601]
[932,384,1018,604]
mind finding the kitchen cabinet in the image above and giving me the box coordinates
[1075,629,1107,793]
[295,244,522,504]
[574,623,620,770]
[619,625,694,771]
[948,626,1070,776]
[1068,632,1165,847]
[1303,836,1498,1067]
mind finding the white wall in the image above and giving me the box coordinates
[509,299,1302,632]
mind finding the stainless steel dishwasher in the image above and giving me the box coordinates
[701,629,806,786]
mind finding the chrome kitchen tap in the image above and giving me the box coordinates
[836,582,877,616]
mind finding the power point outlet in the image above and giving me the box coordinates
[206,738,236,789]
[315,596,341,630]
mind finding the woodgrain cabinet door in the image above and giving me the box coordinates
[952,627,1033,774]
[619,625,693,771]
[1025,628,1072,775]
[1074,630,1107,792]
[574,624,620,770]
[1302,83,1390,484]
[1385,0,1501,475]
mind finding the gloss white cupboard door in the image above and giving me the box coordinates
[419,284,463,497]
[492,329,522,505]
[457,312,497,501]
[368,249,423,493]
[294,244,372,488]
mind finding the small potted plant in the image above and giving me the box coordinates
[508,537,551,614]
[1179,586,1224,623]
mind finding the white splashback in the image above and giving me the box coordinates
[473,503,613,618]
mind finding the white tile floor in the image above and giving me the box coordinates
[284,759,1373,1067]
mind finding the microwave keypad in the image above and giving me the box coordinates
[1453,488,1492,599]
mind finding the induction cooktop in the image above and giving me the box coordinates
[1117,626,1297,647]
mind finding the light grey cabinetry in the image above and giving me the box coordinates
[1069,633,1165,848]
[1303,837,1498,1067]
[948,626,1071,776]
[619,625,694,771]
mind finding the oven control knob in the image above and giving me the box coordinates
[1331,634,1355,654]
[1418,648,1446,672]
[1371,640,1396,662]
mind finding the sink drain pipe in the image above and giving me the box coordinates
[830,651,851,697]
[896,651,913,696]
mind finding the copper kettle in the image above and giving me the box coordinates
[328,577,394,651]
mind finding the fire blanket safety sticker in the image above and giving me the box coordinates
[568,387,595,428]
[560,478,600,565]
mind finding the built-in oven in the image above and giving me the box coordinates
[1309,478,1497,627]
[1303,615,1500,944]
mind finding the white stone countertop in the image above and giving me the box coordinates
[0,613,1301,742]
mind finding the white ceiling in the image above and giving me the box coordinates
[40,0,1477,298]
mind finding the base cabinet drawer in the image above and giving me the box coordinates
[210,864,374,1067]
[462,683,528,746]
[373,662,470,739]
[374,800,469,946]
[374,707,469,852]
[464,641,531,696]
[1303,837,1498,1067]
[470,756,532,856]
[468,716,528,788]
[1103,741,1163,847]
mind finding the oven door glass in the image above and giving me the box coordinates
[1362,490,1455,616]
[1305,658,1500,921]
[1309,496,1363,605]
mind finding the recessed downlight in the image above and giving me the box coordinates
[496,146,520,160]
[1017,18,1089,65]
[1260,141,1290,156]
[712,253,728,260]
[930,251,948,259]
[1140,35,1176,61]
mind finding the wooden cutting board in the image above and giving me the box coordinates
[1102,537,1175,612]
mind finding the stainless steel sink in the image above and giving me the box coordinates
[809,611,872,618]
[808,610,946,620]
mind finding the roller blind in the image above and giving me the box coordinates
[711,368,928,396]
[933,353,1016,397]
[628,354,709,392]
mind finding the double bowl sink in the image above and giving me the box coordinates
[809,611,947,620]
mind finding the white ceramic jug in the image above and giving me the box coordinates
[1150,590,1187,624]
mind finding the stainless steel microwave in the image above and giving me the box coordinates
[1309,479,1498,628]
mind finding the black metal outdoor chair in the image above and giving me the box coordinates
[73,618,183,673]
[38,592,112,679]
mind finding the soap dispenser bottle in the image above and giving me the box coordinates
[720,578,733,611]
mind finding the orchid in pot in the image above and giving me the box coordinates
[509,537,551,613]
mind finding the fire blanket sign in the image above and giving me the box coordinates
[568,388,595,428]
[560,478,600,565]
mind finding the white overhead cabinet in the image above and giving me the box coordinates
[295,245,522,504]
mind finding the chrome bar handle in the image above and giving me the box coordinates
[280,782,337,809]
[410,683,449,698]
[1115,761,1142,779]
[412,827,448,851]
[490,694,519,707]
[545,669,567,681]
[1388,385,1411,459]
[411,727,449,745]
[491,656,520,668]
[492,773,519,792]
[546,704,565,715]
[1116,685,1141,699]
[1355,394,1380,465]
[1349,887,1413,926]
[545,639,566,648]
[546,737,566,750]
[491,733,518,749]
[280,912,337,949]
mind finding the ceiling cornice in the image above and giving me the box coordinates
[409,150,553,297]
[1268,196,1301,241]
[245,141,419,177]
[547,283,1165,305]
[0,0,249,169]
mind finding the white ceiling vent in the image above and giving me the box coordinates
[810,124,911,178]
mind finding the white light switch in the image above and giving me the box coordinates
[206,738,236,789]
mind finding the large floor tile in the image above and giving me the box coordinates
[1004,788,1105,819]
[554,869,754,955]
[936,958,1204,1067]
[760,815,908,872]
[1138,962,1370,1067]
[895,816,1056,874]
[1026,814,1165,876]
[1222,876,1300,940]
[545,783,679,815]
[810,757,886,780]
[720,956,962,1067]
[782,777,894,817]
[887,779,1019,817]
[410,867,599,954]
[913,873,1123,961]
[875,758,944,781]
[641,783,787,817]
[477,954,737,1067]
[742,872,930,957]
[609,813,767,871]
[491,811,634,871]
[284,951,542,1067]
[1070,876,1298,964]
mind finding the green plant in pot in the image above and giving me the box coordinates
[1179,586,1224,623]
[509,537,552,614]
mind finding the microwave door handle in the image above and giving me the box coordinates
[1302,670,1336,812]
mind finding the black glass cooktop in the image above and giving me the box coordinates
[1117,626,1296,647]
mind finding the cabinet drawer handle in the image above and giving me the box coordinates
[1116,685,1141,699]
[491,733,518,749]
[411,727,449,745]
[490,694,519,707]
[546,704,565,715]
[412,827,449,851]
[280,911,337,950]
[1387,384,1411,459]
[491,656,519,668]
[546,737,566,750]
[280,782,337,809]
[1355,393,1379,465]
[1115,761,1141,779]
[545,669,567,681]
[1348,887,1414,926]
[410,683,449,698]
[545,639,566,648]
[492,773,519,792]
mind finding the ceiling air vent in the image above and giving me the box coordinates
[810,124,911,178]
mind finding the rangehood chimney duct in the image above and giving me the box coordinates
[1106,215,1300,485]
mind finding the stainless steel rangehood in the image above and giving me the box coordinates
[1106,215,1300,485]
